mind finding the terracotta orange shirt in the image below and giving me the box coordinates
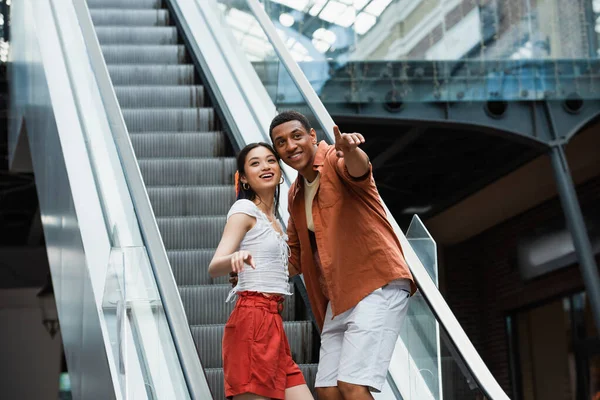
[287,142,416,330]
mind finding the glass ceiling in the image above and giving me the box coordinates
[219,0,393,62]
[271,0,392,34]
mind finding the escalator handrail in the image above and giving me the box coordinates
[71,1,212,398]
[245,1,510,399]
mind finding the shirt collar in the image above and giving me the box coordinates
[292,141,328,199]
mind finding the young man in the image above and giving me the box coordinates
[269,111,416,400]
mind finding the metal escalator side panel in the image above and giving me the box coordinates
[52,0,192,396]
[10,0,118,398]
[71,0,212,398]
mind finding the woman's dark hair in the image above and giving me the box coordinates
[236,142,282,214]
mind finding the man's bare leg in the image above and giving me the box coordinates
[337,381,373,400]
[316,386,344,400]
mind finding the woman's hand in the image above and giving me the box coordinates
[229,272,238,287]
[231,250,255,273]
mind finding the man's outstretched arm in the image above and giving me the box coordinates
[333,125,369,178]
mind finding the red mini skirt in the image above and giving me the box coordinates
[222,291,306,399]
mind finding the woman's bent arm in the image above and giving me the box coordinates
[208,213,255,277]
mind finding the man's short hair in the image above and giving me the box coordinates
[269,110,312,141]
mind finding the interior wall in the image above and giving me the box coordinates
[518,299,574,400]
[0,288,61,400]
[442,175,600,394]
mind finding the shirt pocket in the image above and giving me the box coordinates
[317,179,341,208]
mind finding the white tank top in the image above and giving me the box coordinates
[225,199,292,302]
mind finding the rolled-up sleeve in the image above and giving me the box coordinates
[329,150,374,190]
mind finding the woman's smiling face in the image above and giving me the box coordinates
[240,145,282,193]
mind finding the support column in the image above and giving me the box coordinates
[549,144,600,334]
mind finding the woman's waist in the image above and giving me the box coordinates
[235,291,286,314]
[238,263,289,275]
[234,278,291,292]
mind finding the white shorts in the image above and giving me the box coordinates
[314,280,411,392]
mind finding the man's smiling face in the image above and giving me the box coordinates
[271,120,318,176]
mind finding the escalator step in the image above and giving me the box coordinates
[87,0,163,9]
[167,249,223,285]
[147,185,235,217]
[95,27,178,45]
[131,132,226,158]
[101,45,189,65]
[138,158,236,186]
[205,364,318,400]
[108,65,196,85]
[90,9,170,26]
[116,85,205,108]
[178,284,296,325]
[122,108,215,132]
[191,321,315,368]
[157,216,226,249]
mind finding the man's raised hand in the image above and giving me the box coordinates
[334,125,365,158]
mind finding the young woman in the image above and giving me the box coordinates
[208,143,314,400]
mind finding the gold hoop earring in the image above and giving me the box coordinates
[279,177,284,184]
[242,182,250,190]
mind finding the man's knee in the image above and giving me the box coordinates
[316,386,342,400]
[337,381,371,399]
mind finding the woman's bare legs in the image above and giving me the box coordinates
[285,384,314,400]
[233,393,270,400]
[231,385,313,400]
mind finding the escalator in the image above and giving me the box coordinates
[9,0,510,398]
[88,0,318,397]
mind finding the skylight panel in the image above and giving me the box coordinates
[354,12,376,34]
[270,0,310,11]
[336,6,357,27]
[226,8,256,27]
[242,36,272,58]
[320,1,348,23]
[232,29,245,42]
[353,0,370,9]
[309,0,328,16]
[248,24,268,40]
[364,0,392,16]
